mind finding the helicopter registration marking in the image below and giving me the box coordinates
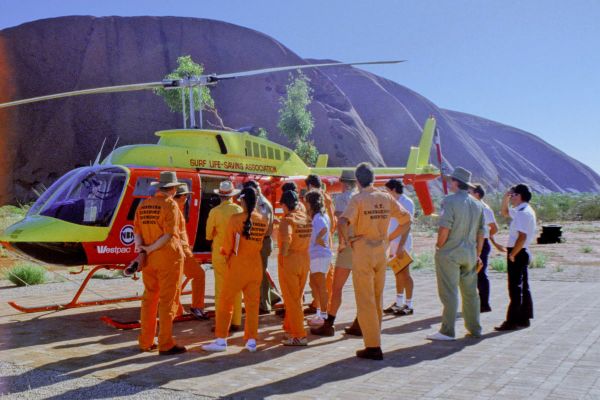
[96,245,132,255]
[189,159,277,174]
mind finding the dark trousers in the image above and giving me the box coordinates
[477,239,491,309]
[506,247,534,324]
[259,236,280,310]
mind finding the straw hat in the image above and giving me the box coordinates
[214,180,241,197]
[150,171,186,189]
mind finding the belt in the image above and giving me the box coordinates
[353,237,386,247]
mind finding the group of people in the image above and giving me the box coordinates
[132,163,537,360]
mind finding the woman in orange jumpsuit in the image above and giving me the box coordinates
[174,185,208,320]
[278,190,312,346]
[202,187,268,352]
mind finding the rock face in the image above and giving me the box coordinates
[0,16,598,204]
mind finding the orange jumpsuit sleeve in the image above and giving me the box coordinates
[221,216,239,257]
[133,203,142,235]
[160,201,179,236]
[389,195,411,225]
[341,195,360,226]
[279,217,293,248]
[206,208,217,241]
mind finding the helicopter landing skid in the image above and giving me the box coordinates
[7,265,192,314]
[100,310,215,330]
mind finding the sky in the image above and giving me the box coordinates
[1,0,599,173]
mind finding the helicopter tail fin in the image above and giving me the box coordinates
[315,154,328,168]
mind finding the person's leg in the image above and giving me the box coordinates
[184,256,205,309]
[505,248,522,325]
[326,264,334,301]
[478,239,491,311]
[215,266,247,339]
[519,249,533,324]
[434,251,460,338]
[352,242,380,348]
[404,268,414,308]
[312,272,328,314]
[459,256,482,336]
[157,259,183,352]
[328,267,351,316]
[308,274,320,310]
[281,257,307,338]
[373,248,387,328]
[259,238,272,311]
[139,263,160,350]
[243,271,262,341]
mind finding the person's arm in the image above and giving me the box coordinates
[205,208,216,241]
[476,232,485,272]
[220,218,237,259]
[316,227,327,248]
[134,234,144,254]
[488,222,506,252]
[436,198,453,250]
[436,227,450,249]
[501,191,511,218]
[279,218,292,257]
[338,217,350,251]
[338,196,359,250]
[389,221,411,254]
[509,232,527,262]
[142,234,173,254]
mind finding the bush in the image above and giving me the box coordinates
[412,252,434,270]
[0,204,30,231]
[531,254,547,269]
[490,257,507,273]
[581,246,593,254]
[6,264,47,286]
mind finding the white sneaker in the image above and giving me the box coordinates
[426,332,456,341]
[308,315,324,326]
[245,339,257,352]
[202,339,227,352]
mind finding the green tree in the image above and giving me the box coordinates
[154,55,215,121]
[257,127,269,139]
[277,72,318,166]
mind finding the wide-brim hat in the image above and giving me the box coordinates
[150,171,186,189]
[340,170,357,182]
[176,185,193,196]
[444,166,475,189]
[214,180,241,197]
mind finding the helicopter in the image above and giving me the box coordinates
[0,60,443,315]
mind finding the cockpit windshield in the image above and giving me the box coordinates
[28,167,128,227]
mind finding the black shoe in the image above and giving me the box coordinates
[304,305,317,315]
[480,305,492,313]
[140,343,158,352]
[275,308,285,318]
[190,307,210,320]
[258,308,271,315]
[494,321,519,331]
[383,302,403,314]
[159,345,187,356]
[517,320,530,328]
[356,347,383,360]
[311,322,335,337]
[344,318,363,337]
[394,307,414,316]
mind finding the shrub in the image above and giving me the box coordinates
[531,254,547,269]
[412,252,434,270]
[6,264,47,286]
[490,257,507,273]
[581,246,593,254]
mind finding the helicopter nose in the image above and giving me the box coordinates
[0,215,110,266]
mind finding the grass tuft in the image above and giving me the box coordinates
[581,246,593,254]
[531,254,547,269]
[412,252,434,270]
[6,263,47,286]
[490,257,507,273]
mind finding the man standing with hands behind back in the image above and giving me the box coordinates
[427,167,484,341]
[339,163,411,360]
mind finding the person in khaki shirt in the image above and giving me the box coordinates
[206,181,243,330]
[339,163,411,360]
[278,190,312,346]
[134,171,186,356]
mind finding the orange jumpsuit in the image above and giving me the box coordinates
[206,198,243,325]
[215,211,268,340]
[176,208,205,312]
[278,208,312,338]
[322,191,336,294]
[341,186,410,348]
[134,193,185,351]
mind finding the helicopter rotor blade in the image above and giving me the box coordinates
[0,81,171,109]
[208,60,405,82]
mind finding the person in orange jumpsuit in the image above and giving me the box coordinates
[305,175,336,315]
[278,190,312,346]
[202,187,268,352]
[339,163,411,360]
[134,171,187,355]
[173,185,208,320]
[206,180,243,331]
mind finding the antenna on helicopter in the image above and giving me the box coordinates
[93,137,107,166]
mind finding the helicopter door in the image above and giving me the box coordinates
[192,176,228,253]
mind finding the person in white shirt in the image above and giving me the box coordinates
[495,184,537,331]
[383,179,414,316]
[305,190,333,327]
[469,183,504,313]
